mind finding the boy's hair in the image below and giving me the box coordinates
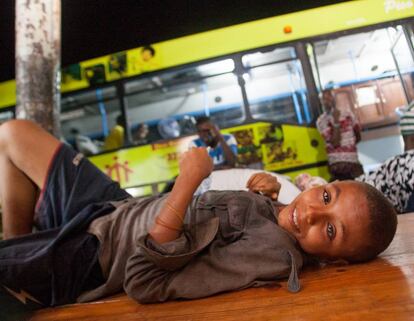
[346,183,398,263]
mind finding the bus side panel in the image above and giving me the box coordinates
[224,123,327,172]
[89,122,328,196]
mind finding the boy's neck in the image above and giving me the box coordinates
[272,200,286,219]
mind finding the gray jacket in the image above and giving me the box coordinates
[123,191,304,303]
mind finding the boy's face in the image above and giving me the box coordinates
[278,181,371,260]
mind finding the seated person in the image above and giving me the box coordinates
[133,123,150,145]
[189,116,238,169]
[0,120,397,317]
[103,115,125,151]
[70,128,100,156]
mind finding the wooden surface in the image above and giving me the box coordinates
[30,214,414,321]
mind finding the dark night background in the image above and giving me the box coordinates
[0,0,350,82]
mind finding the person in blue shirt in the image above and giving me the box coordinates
[189,116,238,169]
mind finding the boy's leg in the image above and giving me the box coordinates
[0,284,43,321]
[0,120,61,239]
[0,227,104,308]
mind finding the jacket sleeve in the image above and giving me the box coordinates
[123,218,297,303]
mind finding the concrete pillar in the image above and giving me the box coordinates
[15,0,61,136]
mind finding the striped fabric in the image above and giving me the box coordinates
[400,101,414,136]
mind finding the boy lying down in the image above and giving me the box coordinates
[0,120,397,313]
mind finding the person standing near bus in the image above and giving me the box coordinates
[316,89,364,181]
[399,100,414,151]
[189,116,238,169]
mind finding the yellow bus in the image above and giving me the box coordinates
[0,0,413,196]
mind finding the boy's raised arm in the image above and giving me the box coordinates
[149,147,213,244]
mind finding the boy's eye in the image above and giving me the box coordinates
[327,223,336,240]
[322,190,330,204]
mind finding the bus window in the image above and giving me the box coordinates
[391,30,414,104]
[124,58,244,143]
[243,48,311,124]
[61,86,123,154]
[312,27,410,128]
[242,46,297,68]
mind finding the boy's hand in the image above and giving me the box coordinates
[179,147,213,183]
[246,172,281,200]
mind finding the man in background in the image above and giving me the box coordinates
[189,116,238,169]
[316,89,364,181]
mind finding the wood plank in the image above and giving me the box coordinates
[30,213,414,321]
